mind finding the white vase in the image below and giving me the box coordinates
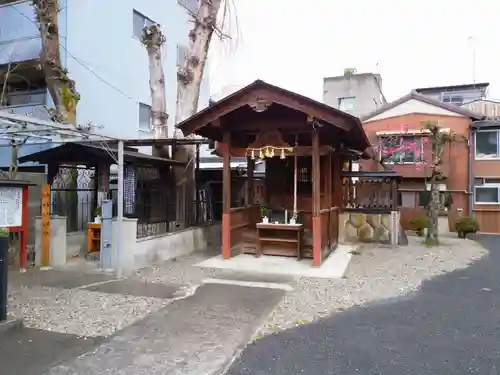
[94,216,101,224]
[290,218,296,225]
[262,216,269,223]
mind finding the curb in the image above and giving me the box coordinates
[0,317,23,335]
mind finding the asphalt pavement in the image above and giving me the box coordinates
[226,235,500,375]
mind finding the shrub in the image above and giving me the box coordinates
[410,215,428,236]
[260,205,268,218]
[455,216,479,238]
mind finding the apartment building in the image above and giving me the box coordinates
[0,0,211,166]
[323,69,386,118]
[360,91,482,231]
[415,82,489,106]
[459,96,500,233]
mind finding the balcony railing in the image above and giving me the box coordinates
[1,103,50,119]
[0,103,52,166]
[0,0,41,65]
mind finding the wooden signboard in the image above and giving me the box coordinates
[41,184,51,267]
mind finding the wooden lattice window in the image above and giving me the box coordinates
[287,157,312,195]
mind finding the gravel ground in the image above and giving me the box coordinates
[255,235,488,337]
[132,251,221,285]
[7,285,171,337]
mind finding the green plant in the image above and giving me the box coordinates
[260,205,268,218]
[410,215,428,236]
[455,216,479,238]
[93,205,102,218]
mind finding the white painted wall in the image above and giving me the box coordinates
[65,0,211,144]
[365,99,466,122]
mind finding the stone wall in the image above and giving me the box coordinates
[339,212,391,244]
[339,212,408,245]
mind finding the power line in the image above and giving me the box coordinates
[58,44,136,102]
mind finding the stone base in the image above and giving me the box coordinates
[339,212,407,246]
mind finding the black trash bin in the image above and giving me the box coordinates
[0,229,8,322]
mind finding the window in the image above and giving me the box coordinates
[138,103,151,132]
[338,96,356,111]
[418,191,431,207]
[178,0,199,13]
[475,187,499,204]
[379,135,424,164]
[400,192,416,207]
[475,130,500,159]
[442,94,463,106]
[6,91,46,106]
[475,178,500,204]
[133,10,155,39]
[177,44,189,67]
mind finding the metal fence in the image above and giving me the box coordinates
[136,198,211,239]
[41,166,97,232]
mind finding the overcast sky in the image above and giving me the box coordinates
[209,0,499,102]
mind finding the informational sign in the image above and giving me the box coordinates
[0,187,22,228]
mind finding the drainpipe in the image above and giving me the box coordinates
[468,126,475,218]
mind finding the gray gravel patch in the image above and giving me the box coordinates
[255,236,488,337]
[8,285,172,337]
[83,279,183,299]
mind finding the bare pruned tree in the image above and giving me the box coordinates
[142,22,169,157]
[173,0,239,222]
[32,0,80,125]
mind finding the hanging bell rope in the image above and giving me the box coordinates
[246,129,294,160]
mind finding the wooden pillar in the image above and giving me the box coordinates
[246,156,255,206]
[222,131,232,259]
[325,154,332,247]
[312,130,322,266]
[195,144,200,223]
[41,184,51,267]
[333,156,342,207]
[391,178,398,211]
[19,186,29,269]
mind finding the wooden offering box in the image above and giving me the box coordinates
[87,223,101,253]
[256,223,304,260]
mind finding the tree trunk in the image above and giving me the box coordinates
[33,0,79,124]
[33,0,80,228]
[174,0,223,224]
[425,122,446,245]
[142,24,168,144]
[427,178,440,244]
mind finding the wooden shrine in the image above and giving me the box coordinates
[176,80,374,266]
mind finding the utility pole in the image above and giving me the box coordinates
[116,140,124,278]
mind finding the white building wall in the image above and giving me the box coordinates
[65,0,211,145]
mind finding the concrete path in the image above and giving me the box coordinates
[44,283,285,375]
[226,236,500,375]
[1,326,103,375]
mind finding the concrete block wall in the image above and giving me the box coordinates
[110,219,220,275]
[34,216,69,267]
